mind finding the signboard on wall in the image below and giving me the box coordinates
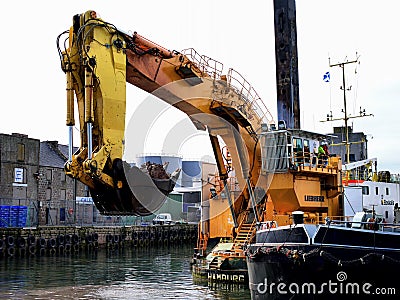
[14,168,24,183]
[76,197,94,205]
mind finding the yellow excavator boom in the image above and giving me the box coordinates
[57,10,273,218]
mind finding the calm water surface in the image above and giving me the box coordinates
[0,245,250,299]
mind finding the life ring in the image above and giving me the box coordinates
[366,218,376,230]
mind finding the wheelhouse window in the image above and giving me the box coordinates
[292,137,303,165]
[362,186,369,195]
[303,139,310,163]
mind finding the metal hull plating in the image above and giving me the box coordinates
[246,224,400,299]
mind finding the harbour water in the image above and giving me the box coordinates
[0,244,251,299]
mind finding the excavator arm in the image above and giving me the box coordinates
[57,10,273,217]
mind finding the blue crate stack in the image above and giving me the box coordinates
[0,205,10,227]
[9,206,19,227]
[17,206,28,227]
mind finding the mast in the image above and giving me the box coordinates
[331,58,357,164]
[322,55,373,164]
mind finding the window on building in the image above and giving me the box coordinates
[46,169,52,182]
[17,143,25,161]
[375,187,379,195]
[385,211,389,219]
[386,187,389,195]
[60,208,66,222]
[60,189,66,200]
[46,188,52,200]
[362,186,369,195]
[349,154,356,162]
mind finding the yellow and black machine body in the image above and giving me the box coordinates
[259,127,342,226]
[57,11,343,283]
[57,10,273,218]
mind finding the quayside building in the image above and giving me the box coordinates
[0,133,211,227]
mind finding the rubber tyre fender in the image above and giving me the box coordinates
[38,237,46,248]
[72,234,79,245]
[64,235,71,244]
[6,236,15,247]
[17,237,26,249]
[28,245,36,256]
[27,235,36,246]
[57,235,65,245]
[7,246,15,257]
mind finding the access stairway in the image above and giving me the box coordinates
[233,219,256,251]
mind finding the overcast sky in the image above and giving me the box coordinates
[1,1,399,173]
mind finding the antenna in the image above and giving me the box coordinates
[320,54,373,164]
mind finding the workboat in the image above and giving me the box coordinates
[245,157,400,299]
[191,126,344,285]
[191,241,248,284]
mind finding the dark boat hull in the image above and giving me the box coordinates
[246,225,400,299]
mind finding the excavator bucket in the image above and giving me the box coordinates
[90,161,180,216]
